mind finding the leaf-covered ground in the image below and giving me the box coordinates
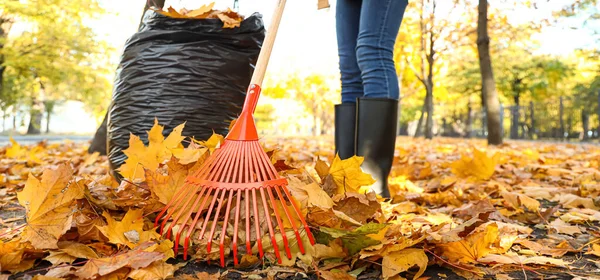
[1,121,600,280]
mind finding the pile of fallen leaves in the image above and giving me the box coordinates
[154,3,244,28]
[1,120,600,279]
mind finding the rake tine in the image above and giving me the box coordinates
[164,185,199,240]
[198,189,222,242]
[232,189,242,265]
[252,143,292,260]
[266,187,292,259]
[173,185,209,255]
[155,180,190,228]
[273,185,305,254]
[219,190,235,267]
[245,189,251,256]
[281,185,315,245]
[259,188,282,264]
[252,189,264,260]
[207,189,228,262]
[184,186,214,259]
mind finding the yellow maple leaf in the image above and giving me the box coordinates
[5,137,44,163]
[17,164,84,249]
[44,241,99,265]
[119,119,186,181]
[144,240,175,261]
[382,248,428,280]
[329,155,376,194]
[586,244,600,257]
[304,183,334,209]
[439,223,499,263]
[0,239,35,273]
[97,209,160,248]
[5,137,24,158]
[199,132,224,153]
[451,148,498,180]
[185,3,215,17]
[128,261,179,280]
[119,134,150,181]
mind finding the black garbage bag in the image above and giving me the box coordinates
[106,10,265,179]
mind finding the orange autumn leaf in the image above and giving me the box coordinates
[17,164,84,249]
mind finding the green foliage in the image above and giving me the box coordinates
[0,0,113,119]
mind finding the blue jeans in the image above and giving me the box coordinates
[336,0,408,103]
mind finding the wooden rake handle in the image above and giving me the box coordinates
[243,0,287,114]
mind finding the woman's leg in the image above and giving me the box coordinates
[336,0,363,103]
[357,0,408,100]
[335,0,363,159]
[355,0,408,198]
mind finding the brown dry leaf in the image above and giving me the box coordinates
[127,261,181,280]
[315,157,330,180]
[554,194,599,210]
[313,239,347,260]
[478,253,569,267]
[75,245,164,279]
[75,211,107,243]
[194,272,221,280]
[500,191,540,211]
[382,248,428,280]
[451,148,497,180]
[17,164,84,249]
[329,155,376,194]
[320,269,355,280]
[549,218,582,235]
[217,9,243,28]
[333,192,380,224]
[32,276,64,280]
[96,209,160,248]
[516,240,574,257]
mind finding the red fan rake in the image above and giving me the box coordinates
[154,0,315,267]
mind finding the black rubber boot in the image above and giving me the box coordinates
[335,103,357,160]
[355,98,398,198]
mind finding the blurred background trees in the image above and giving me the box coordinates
[0,0,598,145]
[0,0,112,135]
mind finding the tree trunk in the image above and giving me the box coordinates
[44,101,55,134]
[424,83,434,139]
[582,110,589,140]
[0,17,9,97]
[466,99,473,138]
[46,111,50,133]
[559,96,565,140]
[27,99,43,135]
[414,103,426,137]
[477,0,502,145]
[596,90,600,139]
[529,101,535,139]
[139,0,166,30]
